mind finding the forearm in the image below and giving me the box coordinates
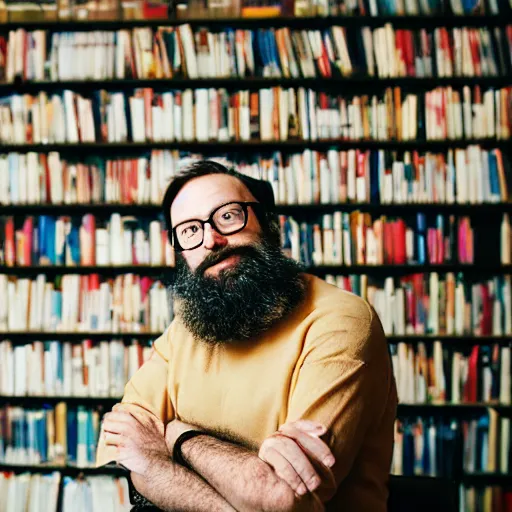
[131,456,236,512]
[181,434,321,512]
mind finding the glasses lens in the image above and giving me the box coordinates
[213,203,246,235]
[176,220,203,250]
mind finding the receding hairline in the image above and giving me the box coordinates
[170,173,258,227]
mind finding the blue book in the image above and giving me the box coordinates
[267,29,281,77]
[369,151,381,204]
[87,411,97,465]
[488,151,500,201]
[402,421,415,476]
[66,221,81,265]
[38,216,57,265]
[27,412,36,462]
[416,213,426,264]
[67,408,78,464]
[52,290,62,330]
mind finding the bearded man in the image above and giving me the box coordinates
[97,161,397,512]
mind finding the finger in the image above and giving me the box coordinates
[259,445,307,496]
[285,420,327,436]
[103,411,136,425]
[266,434,321,493]
[103,431,123,447]
[279,424,335,468]
[102,419,131,435]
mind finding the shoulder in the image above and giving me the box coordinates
[301,275,387,364]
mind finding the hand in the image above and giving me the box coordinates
[164,419,202,455]
[102,406,168,476]
[258,420,336,497]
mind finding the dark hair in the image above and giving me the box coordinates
[162,160,280,247]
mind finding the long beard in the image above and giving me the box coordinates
[170,239,306,344]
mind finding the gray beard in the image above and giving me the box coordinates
[170,239,306,344]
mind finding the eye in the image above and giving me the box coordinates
[181,225,200,238]
[220,208,243,222]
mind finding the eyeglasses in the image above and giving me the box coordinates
[171,201,261,252]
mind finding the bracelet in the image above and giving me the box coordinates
[172,430,208,470]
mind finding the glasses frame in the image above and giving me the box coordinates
[171,201,261,252]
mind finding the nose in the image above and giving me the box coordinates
[202,222,228,250]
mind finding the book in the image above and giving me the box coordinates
[0,273,171,334]
[1,86,510,144]
[0,147,509,207]
[0,338,152,398]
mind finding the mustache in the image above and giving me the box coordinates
[195,245,261,276]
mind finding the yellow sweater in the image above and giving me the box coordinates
[97,274,397,511]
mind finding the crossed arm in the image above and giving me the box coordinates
[102,409,335,512]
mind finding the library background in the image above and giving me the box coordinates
[0,0,511,508]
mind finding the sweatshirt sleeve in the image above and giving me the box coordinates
[96,329,174,467]
[284,301,397,505]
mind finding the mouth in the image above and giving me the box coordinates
[204,254,242,276]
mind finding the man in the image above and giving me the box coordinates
[97,160,397,511]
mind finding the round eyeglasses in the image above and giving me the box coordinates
[171,201,261,252]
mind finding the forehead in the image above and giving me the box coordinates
[170,174,256,226]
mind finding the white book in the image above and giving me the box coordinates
[182,89,194,141]
[179,25,199,78]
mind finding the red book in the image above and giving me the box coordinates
[383,221,394,264]
[404,30,416,76]
[468,29,482,76]
[503,490,512,511]
[4,217,15,267]
[319,39,332,78]
[88,273,100,292]
[465,346,479,402]
[395,30,405,75]
[393,219,407,264]
[427,228,437,264]
[140,276,153,303]
[405,286,415,332]
[480,283,492,336]
[22,217,33,266]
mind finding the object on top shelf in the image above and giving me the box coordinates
[1,0,511,22]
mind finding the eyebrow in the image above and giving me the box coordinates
[172,200,245,228]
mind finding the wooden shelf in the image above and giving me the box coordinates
[0,463,126,477]
[397,403,512,415]
[0,332,160,342]
[1,139,510,154]
[0,333,509,344]
[1,264,510,277]
[0,14,508,31]
[387,335,512,344]
[1,76,511,94]
[0,462,508,486]
[1,202,510,216]
[1,395,511,414]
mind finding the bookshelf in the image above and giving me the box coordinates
[2,76,512,93]
[2,395,512,414]
[2,140,511,152]
[1,6,512,511]
[1,13,510,30]
[2,333,511,345]
[0,263,511,276]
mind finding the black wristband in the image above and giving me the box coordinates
[172,430,208,470]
